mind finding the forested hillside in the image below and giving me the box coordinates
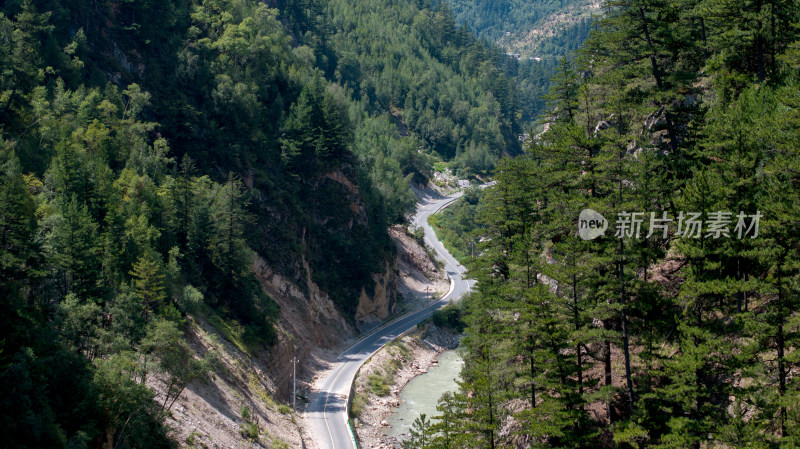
[323,0,550,167]
[445,0,598,123]
[446,0,596,59]
[0,0,539,447]
[409,0,800,448]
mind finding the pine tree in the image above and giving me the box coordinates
[171,156,197,249]
[46,195,102,299]
[404,413,433,449]
[429,391,471,449]
[130,252,167,323]
[545,56,580,123]
[210,172,253,284]
[459,291,509,449]
[0,141,36,291]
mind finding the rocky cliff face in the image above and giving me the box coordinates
[250,252,398,399]
[355,259,399,329]
[253,256,353,352]
[249,166,400,388]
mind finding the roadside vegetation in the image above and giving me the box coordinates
[431,302,467,334]
[350,338,414,421]
[427,186,486,263]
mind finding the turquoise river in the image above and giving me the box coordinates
[384,349,463,442]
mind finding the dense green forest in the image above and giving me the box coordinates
[444,0,596,128]
[324,0,552,163]
[0,0,542,447]
[408,0,800,448]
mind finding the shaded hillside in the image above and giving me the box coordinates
[0,0,538,447]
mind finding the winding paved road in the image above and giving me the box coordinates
[307,190,475,449]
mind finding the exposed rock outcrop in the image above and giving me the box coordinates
[252,255,355,404]
[355,260,398,329]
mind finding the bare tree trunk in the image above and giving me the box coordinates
[604,337,613,423]
[487,352,496,449]
[621,305,635,416]
[757,22,766,82]
[778,283,787,437]
[771,0,777,77]
[167,384,189,411]
[699,17,709,60]
[574,274,584,401]
[639,7,679,155]
[530,350,536,409]
[618,163,635,417]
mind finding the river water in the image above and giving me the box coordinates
[384,349,463,442]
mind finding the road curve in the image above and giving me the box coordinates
[307,191,474,449]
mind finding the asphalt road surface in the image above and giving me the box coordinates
[307,190,475,449]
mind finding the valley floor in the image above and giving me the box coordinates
[351,325,460,449]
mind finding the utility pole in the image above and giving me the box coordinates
[292,356,297,410]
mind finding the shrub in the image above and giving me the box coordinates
[368,373,390,396]
[432,302,466,332]
[412,226,426,247]
[185,431,201,446]
[350,391,368,418]
[239,421,258,440]
[179,285,204,313]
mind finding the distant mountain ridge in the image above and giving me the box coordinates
[446,0,600,59]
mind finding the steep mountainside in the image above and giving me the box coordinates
[323,0,550,167]
[0,0,532,447]
[408,0,800,447]
[446,0,599,60]
[443,0,600,123]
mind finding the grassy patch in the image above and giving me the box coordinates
[368,372,391,396]
[350,390,369,418]
[239,421,259,440]
[204,307,257,354]
[247,372,276,410]
[185,431,202,447]
[388,340,411,359]
[277,404,291,415]
[367,344,407,397]
[270,436,291,449]
[198,300,276,355]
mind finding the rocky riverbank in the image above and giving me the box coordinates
[351,324,460,449]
